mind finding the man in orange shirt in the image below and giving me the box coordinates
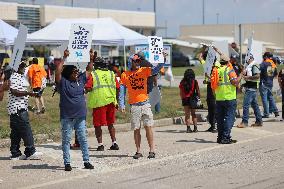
[119,54,164,159]
[28,58,47,114]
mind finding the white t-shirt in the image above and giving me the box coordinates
[7,73,29,115]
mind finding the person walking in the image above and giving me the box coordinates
[259,52,279,118]
[28,58,47,114]
[237,54,263,128]
[85,57,120,151]
[119,54,164,159]
[179,69,201,133]
[211,47,242,144]
[7,62,42,160]
[55,50,94,171]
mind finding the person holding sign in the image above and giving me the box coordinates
[211,47,243,144]
[85,57,120,151]
[119,54,165,159]
[55,50,94,171]
[7,62,43,160]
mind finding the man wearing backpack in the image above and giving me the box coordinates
[237,54,263,128]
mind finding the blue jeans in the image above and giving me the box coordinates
[61,117,89,165]
[216,100,237,140]
[259,84,278,116]
[242,89,262,125]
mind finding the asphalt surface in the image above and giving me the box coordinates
[0,116,283,189]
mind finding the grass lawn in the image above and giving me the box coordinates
[172,64,204,77]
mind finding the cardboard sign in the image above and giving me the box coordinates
[212,40,229,60]
[10,24,28,71]
[67,23,93,63]
[205,46,216,75]
[148,36,164,65]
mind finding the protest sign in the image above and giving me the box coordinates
[251,41,263,64]
[205,46,216,75]
[135,45,149,61]
[163,44,172,67]
[10,24,28,71]
[67,23,93,63]
[244,33,253,64]
[148,36,164,65]
[212,40,229,60]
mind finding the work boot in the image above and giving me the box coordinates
[251,122,263,127]
[193,125,198,132]
[237,122,248,128]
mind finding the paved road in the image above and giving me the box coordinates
[0,116,283,189]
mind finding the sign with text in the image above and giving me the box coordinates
[10,24,28,71]
[205,46,217,75]
[67,23,93,63]
[135,44,171,67]
[148,36,164,65]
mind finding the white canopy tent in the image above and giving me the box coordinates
[27,17,147,46]
[0,19,18,46]
[27,17,148,67]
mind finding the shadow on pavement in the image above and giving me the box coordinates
[12,164,62,170]
[0,156,11,160]
[156,129,187,133]
[176,138,216,143]
[89,154,130,158]
[37,144,61,150]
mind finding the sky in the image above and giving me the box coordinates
[2,0,284,38]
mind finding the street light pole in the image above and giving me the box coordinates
[154,0,157,35]
[97,0,100,18]
[202,0,205,24]
[216,13,219,24]
[71,0,73,7]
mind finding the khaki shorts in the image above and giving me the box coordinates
[130,103,154,130]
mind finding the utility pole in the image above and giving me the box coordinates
[71,0,74,7]
[202,0,205,24]
[154,0,157,35]
[97,0,100,18]
[165,20,168,38]
[239,24,242,65]
[216,13,219,24]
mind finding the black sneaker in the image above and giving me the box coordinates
[274,112,279,117]
[186,126,192,133]
[65,164,72,171]
[147,152,155,159]
[97,145,104,151]
[109,143,119,150]
[193,125,198,133]
[133,152,143,159]
[206,126,217,133]
[84,162,94,169]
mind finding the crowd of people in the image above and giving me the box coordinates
[0,43,283,171]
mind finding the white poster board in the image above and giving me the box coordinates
[163,44,172,67]
[251,41,263,64]
[135,44,171,67]
[212,40,229,60]
[205,46,216,75]
[67,23,93,63]
[10,24,28,71]
[135,45,149,61]
[244,34,253,64]
[148,36,164,65]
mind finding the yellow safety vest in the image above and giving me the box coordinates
[87,70,117,109]
[215,65,236,101]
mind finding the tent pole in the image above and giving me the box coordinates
[123,44,126,70]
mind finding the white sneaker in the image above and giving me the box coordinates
[10,155,26,160]
[25,151,43,160]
